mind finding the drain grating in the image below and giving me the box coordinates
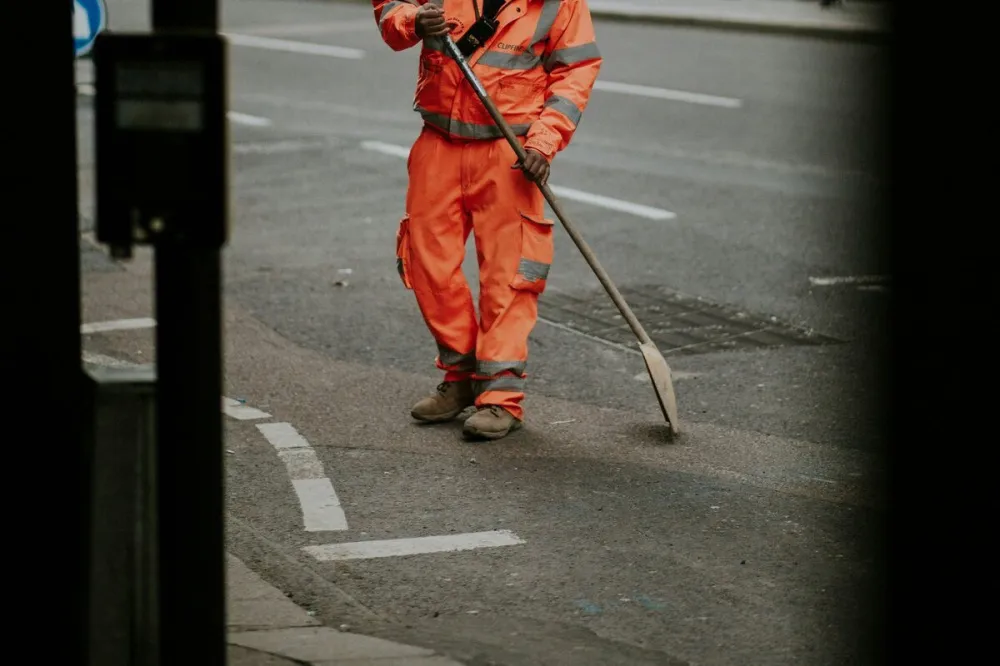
[538,285,841,356]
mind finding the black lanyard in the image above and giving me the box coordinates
[456,0,510,57]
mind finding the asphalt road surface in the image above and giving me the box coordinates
[79,1,888,664]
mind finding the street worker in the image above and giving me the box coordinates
[373,0,602,440]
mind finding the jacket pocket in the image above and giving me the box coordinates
[395,214,414,290]
[495,72,545,109]
[509,211,555,294]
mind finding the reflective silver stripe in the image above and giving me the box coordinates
[437,344,475,369]
[378,1,406,29]
[544,42,601,71]
[531,0,563,46]
[517,258,550,282]
[476,360,527,377]
[544,95,581,125]
[476,0,560,69]
[477,49,541,70]
[417,107,531,139]
[475,375,527,394]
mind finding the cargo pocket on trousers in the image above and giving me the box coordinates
[510,211,554,294]
[395,215,414,290]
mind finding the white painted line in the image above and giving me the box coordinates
[231,19,375,37]
[635,370,700,381]
[228,111,272,127]
[257,421,311,449]
[278,449,327,480]
[303,530,525,561]
[77,83,95,96]
[81,317,157,334]
[548,185,676,220]
[359,141,676,220]
[538,317,640,356]
[82,351,137,367]
[224,33,365,60]
[222,397,272,421]
[293,479,348,531]
[808,275,889,287]
[256,422,348,532]
[234,138,330,155]
[800,475,837,485]
[594,80,742,108]
[361,140,410,159]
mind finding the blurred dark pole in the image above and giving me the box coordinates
[150,1,225,664]
[3,1,87,662]
[153,0,219,32]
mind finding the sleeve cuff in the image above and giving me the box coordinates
[524,133,558,162]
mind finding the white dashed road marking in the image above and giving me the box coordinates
[360,141,676,220]
[220,34,739,109]
[228,111,273,127]
[303,530,526,561]
[256,422,349,532]
[223,397,272,421]
[81,326,525,557]
[81,317,157,334]
[224,33,365,60]
[593,80,743,108]
[808,275,889,287]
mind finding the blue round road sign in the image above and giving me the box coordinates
[74,0,108,58]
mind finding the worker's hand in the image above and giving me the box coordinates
[513,149,550,185]
[414,4,454,39]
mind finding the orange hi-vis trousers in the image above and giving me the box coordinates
[395,126,555,421]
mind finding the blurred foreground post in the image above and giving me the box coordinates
[149,1,226,664]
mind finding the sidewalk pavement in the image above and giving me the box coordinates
[585,0,889,40]
[227,554,462,665]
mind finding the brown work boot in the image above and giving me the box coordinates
[462,405,523,440]
[410,380,475,423]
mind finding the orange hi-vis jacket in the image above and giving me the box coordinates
[373,0,603,160]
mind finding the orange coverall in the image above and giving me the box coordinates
[374,0,602,420]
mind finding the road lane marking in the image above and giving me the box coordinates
[81,317,157,334]
[256,422,349,532]
[222,397,272,421]
[82,351,138,367]
[224,33,365,60]
[359,141,676,220]
[593,80,742,108]
[235,138,333,155]
[800,475,837,485]
[549,185,676,220]
[228,111,273,127]
[808,275,889,287]
[220,32,733,112]
[303,530,525,561]
[635,370,700,381]
[361,140,410,159]
[230,20,375,36]
[538,316,640,356]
